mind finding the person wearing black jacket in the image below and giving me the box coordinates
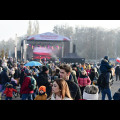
[1,67,10,93]
[59,64,82,100]
[115,64,120,81]
[37,66,52,98]
[99,56,113,100]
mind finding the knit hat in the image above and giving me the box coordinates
[39,86,46,93]
[104,56,109,60]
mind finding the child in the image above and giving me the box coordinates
[34,86,47,100]
[4,84,18,100]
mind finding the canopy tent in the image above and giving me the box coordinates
[27,32,70,41]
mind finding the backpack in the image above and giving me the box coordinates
[28,76,37,91]
[97,73,107,88]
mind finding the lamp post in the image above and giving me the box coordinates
[15,34,17,63]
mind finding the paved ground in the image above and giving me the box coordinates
[98,78,120,100]
[1,77,120,100]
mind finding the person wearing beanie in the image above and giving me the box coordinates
[82,85,99,100]
[34,86,47,100]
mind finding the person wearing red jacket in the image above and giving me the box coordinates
[20,69,34,100]
[78,70,91,98]
[4,84,17,100]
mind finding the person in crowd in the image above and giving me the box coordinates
[99,56,113,100]
[34,86,47,100]
[13,63,21,84]
[82,85,99,100]
[77,70,91,97]
[7,57,13,69]
[3,83,18,100]
[86,64,91,76]
[113,88,120,100]
[20,69,34,100]
[10,73,19,97]
[32,66,39,77]
[89,68,98,85]
[1,67,10,96]
[0,57,2,68]
[2,59,7,68]
[31,70,38,100]
[115,64,120,81]
[52,68,60,80]
[72,64,80,79]
[59,64,82,100]
[48,78,73,100]
[37,66,52,98]
[19,63,26,86]
[70,69,78,84]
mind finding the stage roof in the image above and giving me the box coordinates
[27,32,70,41]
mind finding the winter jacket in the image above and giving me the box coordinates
[20,76,34,94]
[37,72,51,98]
[69,73,78,84]
[100,59,112,73]
[4,88,17,97]
[78,75,91,87]
[86,69,91,76]
[19,67,26,86]
[1,70,10,85]
[115,66,120,75]
[113,91,120,100]
[34,93,47,100]
[66,80,82,100]
[14,68,21,79]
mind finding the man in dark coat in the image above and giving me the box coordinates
[37,66,52,98]
[0,57,2,67]
[1,67,10,93]
[59,64,82,100]
[19,63,26,86]
[99,56,113,100]
[115,64,120,81]
[72,64,80,79]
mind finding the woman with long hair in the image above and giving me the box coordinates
[48,78,73,100]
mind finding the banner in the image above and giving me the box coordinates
[27,32,70,41]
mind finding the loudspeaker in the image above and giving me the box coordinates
[73,44,76,53]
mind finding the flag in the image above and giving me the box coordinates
[116,57,120,63]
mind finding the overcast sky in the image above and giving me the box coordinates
[0,20,120,41]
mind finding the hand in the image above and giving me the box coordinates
[48,79,51,83]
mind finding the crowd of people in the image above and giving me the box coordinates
[0,55,120,100]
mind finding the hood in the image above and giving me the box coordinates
[83,91,99,100]
[101,59,108,65]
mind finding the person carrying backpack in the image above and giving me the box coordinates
[98,56,113,100]
[20,69,36,100]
